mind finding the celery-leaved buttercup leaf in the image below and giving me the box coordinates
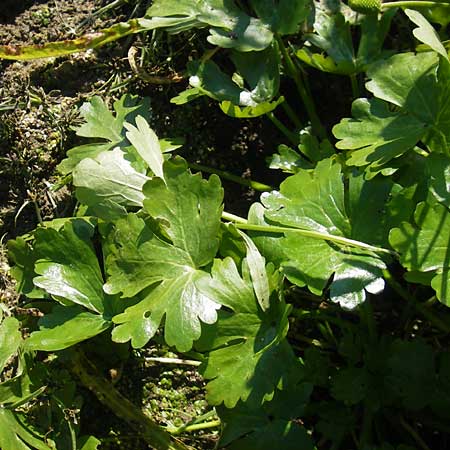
[146,0,273,51]
[106,158,224,351]
[217,383,314,450]
[334,52,450,174]
[25,306,111,352]
[390,200,450,305]
[427,153,450,208]
[250,0,311,35]
[0,317,21,373]
[33,220,105,314]
[196,257,298,408]
[58,95,151,174]
[188,42,280,113]
[260,158,392,308]
[296,1,393,75]
[73,148,149,220]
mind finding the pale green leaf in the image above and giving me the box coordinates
[390,200,450,305]
[73,148,149,220]
[405,9,449,61]
[0,317,21,373]
[33,221,106,314]
[237,230,270,311]
[78,436,101,450]
[124,116,164,179]
[146,0,273,51]
[220,98,283,118]
[58,95,151,174]
[25,306,111,352]
[196,257,297,408]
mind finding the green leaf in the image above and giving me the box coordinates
[0,317,21,373]
[78,436,101,450]
[366,52,439,124]
[333,98,426,174]
[25,306,111,352]
[260,158,389,307]
[405,9,449,61]
[250,0,312,35]
[144,157,223,266]
[170,87,204,105]
[427,153,450,208]
[106,211,222,350]
[237,230,270,312]
[8,238,45,298]
[58,95,151,174]
[33,221,106,314]
[146,0,273,51]
[220,98,283,118]
[217,384,314,450]
[197,257,297,407]
[334,52,450,172]
[390,200,450,305]
[124,116,164,179]
[0,409,53,450]
[73,148,149,220]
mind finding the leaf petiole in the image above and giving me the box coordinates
[222,217,396,257]
[188,162,273,192]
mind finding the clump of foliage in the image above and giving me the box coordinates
[2,0,450,449]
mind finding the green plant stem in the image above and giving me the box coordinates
[275,35,327,140]
[281,101,303,129]
[69,349,193,450]
[222,211,248,224]
[382,0,450,8]
[188,162,273,192]
[360,403,373,447]
[350,74,360,99]
[382,269,450,333]
[224,220,396,257]
[167,420,221,436]
[399,416,432,450]
[267,112,299,145]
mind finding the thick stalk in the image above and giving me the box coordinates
[382,0,450,8]
[69,349,193,450]
[275,35,327,140]
[188,162,273,192]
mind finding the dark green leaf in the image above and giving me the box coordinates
[390,200,450,305]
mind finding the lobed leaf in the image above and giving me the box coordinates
[259,158,391,308]
[196,257,297,408]
[390,200,450,305]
